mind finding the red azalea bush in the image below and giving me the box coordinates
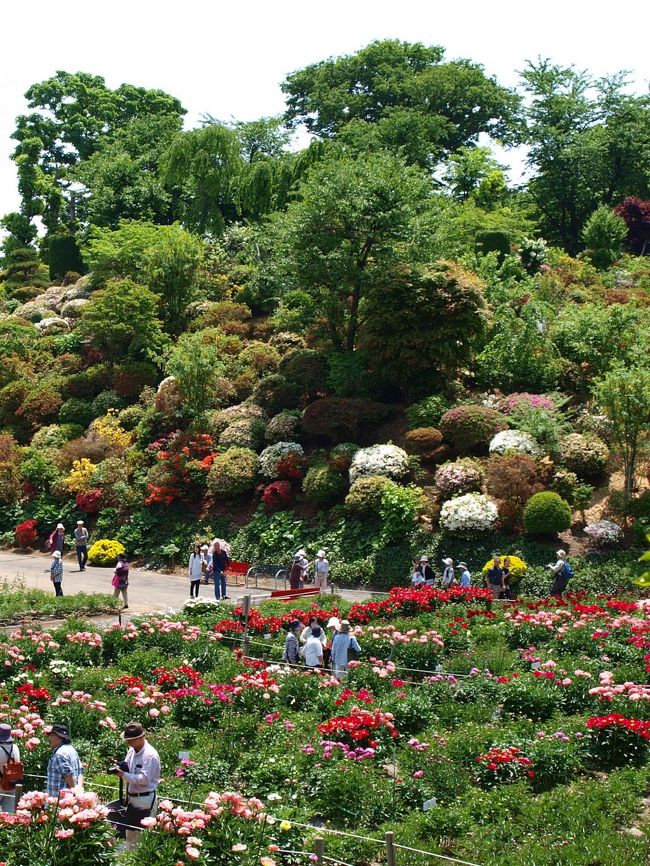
[475,745,534,787]
[15,518,38,547]
[75,488,103,514]
[145,431,216,505]
[586,713,650,767]
[262,480,294,510]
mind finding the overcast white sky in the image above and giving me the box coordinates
[1,0,649,218]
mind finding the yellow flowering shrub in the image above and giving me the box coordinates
[64,458,97,493]
[87,538,125,567]
[482,555,527,583]
[91,410,132,449]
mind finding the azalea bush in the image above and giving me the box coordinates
[434,458,485,499]
[559,433,609,480]
[523,491,572,535]
[349,444,410,484]
[439,405,508,454]
[498,392,557,415]
[584,519,624,548]
[482,554,527,584]
[489,429,541,457]
[15,518,38,547]
[439,492,499,534]
[258,441,304,479]
[207,447,259,498]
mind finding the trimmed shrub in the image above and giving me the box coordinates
[49,234,84,281]
[278,349,330,399]
[87,538,125,567]
[302,397,388,444]
[265,411,302,444]
[349,444,410,484]
[207,447,259,498]
[112,362,159,399]
[218,418,265,451]
[345,475,397,516]
[489,429,541,457]
[75,488,103,515]
[403,428,444,460]
[238,340,281,374]
[328,442,360,474]
[486,453,544,532]
[523,491,572,535]
[559,433,609,480]
[439,493,499,534]
[262,480,294,511]
[90,390,126,419]
[252,373,301,414]
[207,403,267,438]
[405,394,451,429]
[259,441,304,479]
[303,465,348,506]
[550,469,579,502]
[117,405,146,431]
[498,393,557,415]
[476,230,511,262]
[268,332,306,354]
[59,398,93,429]
[435,458,485,500]
[440,405,508,454]
[584,519,624,548]
[15,518,38,547]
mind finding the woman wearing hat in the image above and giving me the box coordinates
[442,557,455,589]
[112,553,129,609]
[48,550,64,596]
[420,556,435,585]
[115,722,161,850]
[188,544,203,598]
[47,523,66,555]
[282,620,302,665]
[330,620,361,679]
[314,550,329,593]
[0,723,21,814]
[289,555,303,591]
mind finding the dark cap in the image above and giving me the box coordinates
[311,626,322,638]
[122,721,145,740]
[46,723,70,741]
[288,620,301,630]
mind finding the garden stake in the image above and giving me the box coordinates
[385,830,397,866]
[315,835,325,865]
[242,593,251,658]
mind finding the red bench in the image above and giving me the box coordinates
[225,561,250,586]
[270,586,321,601]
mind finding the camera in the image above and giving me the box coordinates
[108,760,129,774]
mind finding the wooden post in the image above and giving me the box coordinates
[385,831,396,866]
[314,836,325,865]
[242,594,251,659]
[14,783,23,811]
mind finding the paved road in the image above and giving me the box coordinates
[0,551,376,615]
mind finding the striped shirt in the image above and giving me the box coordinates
[46,744,83,797]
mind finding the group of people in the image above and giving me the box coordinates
[410,555,472,589]
[44,519,90,595]
[283,614,360,678]
[187,539,231,600]
[0,719,160,851]
[289,549,330,591]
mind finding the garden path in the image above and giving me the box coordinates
[0,551,374,613]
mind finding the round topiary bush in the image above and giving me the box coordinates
[278,349,330,399]
[328,442,360,474]
[440,405,509,454]
[90,390,126,419]
[523,491,573,535]
[403,428,444,460]
[207,447,259,498]
[497,393,557,415]
[58,398,93,429]
[265,411,302,444]
[303,465,348,506]
[559,433,609,480]
[259,441,305,479]
[489,429,541,457]
[218,418,265,451]
[584,519,624,548]
[207,403,267,438]
[252,374,301,415]
[87,538,125,567]
[117,404,146,432]
[349,444,410,485]
[345,475,397,516]
[439,493,499,534]
[434,458,485,500]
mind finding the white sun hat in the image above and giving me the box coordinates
[317,550,326,558]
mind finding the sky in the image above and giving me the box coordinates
[1,0,649,219]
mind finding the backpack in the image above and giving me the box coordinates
[561,562,574,580]
[0,746,24,791]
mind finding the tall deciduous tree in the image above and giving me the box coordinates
[263,152,437,351]
[594,365,650,497]
[165,332,224,416]
[282,40,521,168]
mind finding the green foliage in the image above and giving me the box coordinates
[165,332,224,416]
[508,403,568,457]
[302,464,347,506]
[582,205,628,268]
[379,483,425,542]
[345,475,396,517]
[207,447,259,498]
[302,397,388,444]
[476,230,511,262]
[406,394,452,429]
[48,234,85,281]
[523,491,573,535]
[59,397,93,428]
[252,373,301,415]
[278,348,329,400]
[559,432,609,480]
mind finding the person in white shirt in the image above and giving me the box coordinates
[188,544,203,598]
[0,723,20,814]
[458,562,472,588]
[314,550,329,592]
[300,616,327,645]
[295,548,309,582]
[547,549,572,597]
[74,519,89,571]
[442,557,455,588]
[114,722,161,850]
[300,627,325,669]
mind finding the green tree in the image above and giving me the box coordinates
[263,151,436,351]
[581,205,628,268]
[282,40,521,168]
[443,146,507,203]
[10,71,185,234]
[594,365,650,497]
[361,261,488,391]
[83,221,203,330]
[164,332,224,416]
[78,278,168,366]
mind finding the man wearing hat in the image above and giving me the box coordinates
[314,550,329,592]
[0,723,21,814]
[289,555,303,590]
[74,519,89,571]
[547,550,572,597]
[114,722,161,849]
[48,550,64,596]
[45,723,83,798]
[282,620,302,665]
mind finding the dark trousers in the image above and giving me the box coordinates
[214,572,227,599]
[190,579,200,598]
[550,575,569,597]
[76,545,88,570]
[53,582,63,597]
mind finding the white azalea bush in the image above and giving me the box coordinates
[259,441,304,478]
[439,492,499,534]
[584,519,624,548]
[349,444,410,485]
[489,429,541,457]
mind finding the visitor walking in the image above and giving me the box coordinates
[74,519,89,570]
[295,548,309,583]
[112,553,129,609]
[114,722,161,850]
[458,562,472,588]
[330,620,361,679]
[0,723,22,814]
[485,556,505,599]
[47,523,66,555]
[547,549,573,597]
[289,555,303,591]
[442,557,455,588]
[282,620,302,665]
[314,550,329,592]
[201,544,212,584]
[300,627,324,669]
[48,550,64,596]
[212,541,230,600]
[188,544,203,598]
[45,723,83,799]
